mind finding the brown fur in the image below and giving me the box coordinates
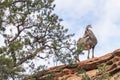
[77,25,97,61]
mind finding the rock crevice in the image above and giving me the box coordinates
[24,49,120,80]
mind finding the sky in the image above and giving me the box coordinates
[54,0,120,60]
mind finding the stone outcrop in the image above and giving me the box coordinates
[24,49,120,80]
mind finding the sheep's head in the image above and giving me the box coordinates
[86,24,92,30]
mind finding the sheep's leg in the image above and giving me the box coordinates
[92,47,94,58]
[75,54,79,62]
[87,49,90,59]
[75,52,80,62]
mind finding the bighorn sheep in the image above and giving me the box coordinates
[77,25,97,61]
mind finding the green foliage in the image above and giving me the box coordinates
[45,72,58,80]
[74,42,84,62]
[95,63,110,80]
[97,63,108,74]
[77,43,84,53]
[77,69,91,80]
[0,56,24,80]
[0,0,75,79]
[77,64,111,80]
[114,74,120,80]
[61,78,67,80]
[77,69,86,74]
[82,73,91,80]
[90,63,110,80]
[9,40,23,52]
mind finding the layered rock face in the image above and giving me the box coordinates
[25,49,120,80]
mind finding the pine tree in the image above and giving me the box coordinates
[0,0,75,79]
